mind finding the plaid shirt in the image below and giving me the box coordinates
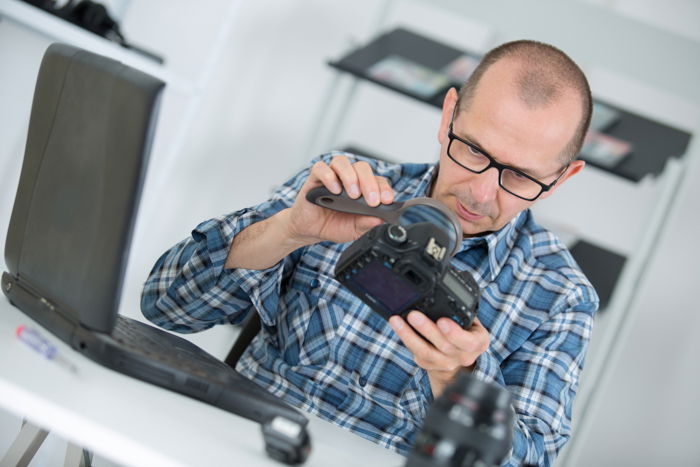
[141,152,598,466]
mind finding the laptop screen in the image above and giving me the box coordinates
[4,44,164,333]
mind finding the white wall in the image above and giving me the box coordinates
[1,0,699,465]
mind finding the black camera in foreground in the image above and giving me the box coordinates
[406,371,514,467]
[335,221,479,328]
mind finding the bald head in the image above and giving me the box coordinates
[457,40,592,162]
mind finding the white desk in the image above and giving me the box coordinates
[0,299,404,467]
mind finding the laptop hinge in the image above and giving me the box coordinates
[2,272,78,345]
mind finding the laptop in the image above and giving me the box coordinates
[2,43,309,465]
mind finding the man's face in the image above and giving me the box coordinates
[431,59,585,237]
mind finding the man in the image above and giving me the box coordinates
[141,40,598,466]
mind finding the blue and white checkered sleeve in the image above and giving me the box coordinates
[140,154,332,333]
[472,299,597,467]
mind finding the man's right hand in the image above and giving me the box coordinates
[225,155,394,270]
[283,155,395,246]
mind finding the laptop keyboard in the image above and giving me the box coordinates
[111,316,233,381]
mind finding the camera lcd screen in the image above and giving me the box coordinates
[443,272,475,309]
[348,259,420,313]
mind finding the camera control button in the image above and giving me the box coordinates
[387,224,408,244]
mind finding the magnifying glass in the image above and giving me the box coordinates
[305,186,463,257]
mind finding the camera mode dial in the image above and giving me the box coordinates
[387,224,407,244]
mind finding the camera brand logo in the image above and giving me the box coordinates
[425,238,446,261]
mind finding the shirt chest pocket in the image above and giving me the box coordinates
[282,262,427,407]
[281,264,346,367]
[327,304,430,428]
[335,305,420,384]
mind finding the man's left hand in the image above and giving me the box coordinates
[389,311,490,398]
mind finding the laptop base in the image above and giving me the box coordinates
[2,272,310,464]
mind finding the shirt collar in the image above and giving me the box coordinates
[414,163,524,282]
[411,164,438,197]
[457,211,524,282]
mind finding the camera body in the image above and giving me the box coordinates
[335,221,479,328]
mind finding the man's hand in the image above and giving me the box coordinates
[389,311,490,398]
[225,155,393,270]
[285,155,395,246]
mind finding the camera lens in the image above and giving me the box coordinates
[406,372,514,467]
[387,224,407,244]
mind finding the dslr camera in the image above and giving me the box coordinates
[334,221,479,328]
[306,186,480,328]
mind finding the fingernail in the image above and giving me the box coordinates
[409,312,424,326]
[438,320,451,334]
[381,190,393,203]
[389,316,403,331]
[330,182,342,194]
[367,192,379,205]
[349,184,360,198]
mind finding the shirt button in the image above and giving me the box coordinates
[309,278,320,289]
[358,376,367,387]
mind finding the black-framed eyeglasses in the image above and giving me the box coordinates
[447,113,569,201]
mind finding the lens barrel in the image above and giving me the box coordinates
[406,372,514,467]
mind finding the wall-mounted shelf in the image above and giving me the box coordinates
[330,27,692,182]
[0,0,193,92]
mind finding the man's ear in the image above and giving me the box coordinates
[539,159,585,200]
[438,88,459,144]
